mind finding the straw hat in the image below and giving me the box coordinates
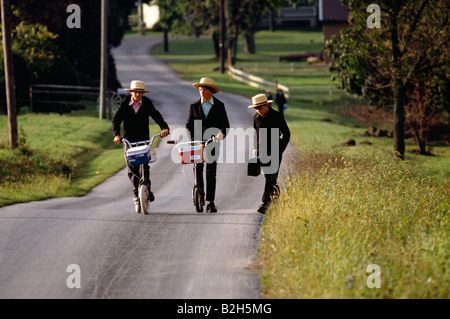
[193,77,220,93]
[248,93,273,108]
[124,80,150,93]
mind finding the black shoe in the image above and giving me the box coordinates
[206,201,217,213]
[257,204,269,214]
[149,191,155,202]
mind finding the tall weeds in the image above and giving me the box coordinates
[260,150,449,298]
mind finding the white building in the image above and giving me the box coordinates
[143,2,159,29]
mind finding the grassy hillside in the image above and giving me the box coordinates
[0,109,160,207]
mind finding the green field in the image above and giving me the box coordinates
[153,29,450,185]
[0,109,161,207]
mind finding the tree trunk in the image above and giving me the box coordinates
[393,81,406,159]
[212,32,220,58]
[163,28,169,53]
[408,98,429,155]
[1,0,18,149]
[244,33,255,54]
[418,134,427,155]
[268,9,276,32]
[232,24,239,65]
[219,0,225,73]
[391,10,404,159]
[410,120,427,154]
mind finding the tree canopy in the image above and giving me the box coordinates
[9,0,132,89]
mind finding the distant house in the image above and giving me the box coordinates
[276,5,318,27]
[143,3,159,29]
[319,0,350,62]
[259,4,318,28]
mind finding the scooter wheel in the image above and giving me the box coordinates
[139,184,150,215]
[193,187,203,213]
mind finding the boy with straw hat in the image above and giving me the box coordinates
[113,80,170,205]
[186,77,230,213]
[248,93,290,214]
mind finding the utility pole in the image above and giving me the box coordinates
[219,0,225,73]
[99,0,108,120]
[1,0,18,148]
[138,0,145,36]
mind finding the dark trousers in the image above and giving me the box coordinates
[262,172,280,205]
[261,154,282,205]
[194,162,217,202]
[128,163,150,196]
[277,103,284,118]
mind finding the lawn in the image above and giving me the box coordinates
[0,108,160,207]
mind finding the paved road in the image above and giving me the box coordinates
[0,36,274,298]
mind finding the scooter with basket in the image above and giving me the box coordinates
[122,133,163,214]
[167,137,216,213]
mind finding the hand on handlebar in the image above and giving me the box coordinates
[114,135,121,145]
[215,132,225,141]
[160,129,169,138]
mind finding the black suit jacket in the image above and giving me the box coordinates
[186,96,230,141]
[253,106,290,158]
[112,95,169,143]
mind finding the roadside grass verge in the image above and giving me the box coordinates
[0,110,160,207]
[260,149,449,298]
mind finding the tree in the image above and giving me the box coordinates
[225,0,242,63]
[239,0,273,54]
[180,0,217,38]
[326,0,449,158]
[11,22,77,85]
[1,21,80,113]
[405,63,449,154]
[155,0,183,53]
[175,0,221,57]
[1,0,17,149]
[177,0,281,57]
[11,0,125,90]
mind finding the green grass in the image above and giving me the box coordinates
[0,109,160,207]
[260,150,449,298]
[283,98,450,186]
[153,28,450,298]
[152,29,331,99]
[153,29,324,61]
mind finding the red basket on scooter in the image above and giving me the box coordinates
[176,141,205,164]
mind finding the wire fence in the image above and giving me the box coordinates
[28,84,122,118]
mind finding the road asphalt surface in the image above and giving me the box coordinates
[0,36,292,299]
